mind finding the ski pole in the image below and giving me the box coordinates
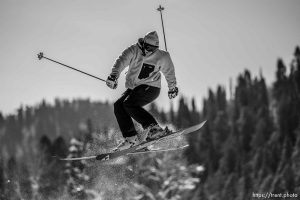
[37,52,106,82]
[157,5,168,51]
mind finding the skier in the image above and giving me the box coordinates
[106,31,178,151]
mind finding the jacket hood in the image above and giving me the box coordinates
[143,31,159,47]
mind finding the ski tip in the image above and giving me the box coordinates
[201,120,207,125]
[192,120,207,130]
[52,155,64,160]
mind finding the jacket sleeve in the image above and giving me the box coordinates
[161,52,177,90]
[110,45,135,79]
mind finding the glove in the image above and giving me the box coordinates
[106,75,118,89]
[168,87,178,99]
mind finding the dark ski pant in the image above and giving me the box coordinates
[114,84,160,138]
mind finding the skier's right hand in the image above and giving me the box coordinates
[106,75,118,89]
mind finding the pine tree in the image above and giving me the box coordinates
[242,163,253,199]
[18,163,32,200]
[193,185,208,200]
[38,135,66,199]
[291,46,300,96]
[273,59,292,142]
[289,46,300,142]
[149,103,160,122]
[24,106,33,128]
[159,110,168,124]
[282,164,295,192]
[50,137,68,196]
[17,106,24,127]
[273,54,300,144]
[213,111,229,150]
[5,115,21,155]
[190,98,200,125]
[221,174,237,199]
[5,157,20,200]
[204,89,217,121]
[52,136,68,158]
[255,76,269,110]
[292,135,300,193]
[176,97,192,128]
[169,102,176,125]
[216,86,227,112]
[277,138,293,173]
[0,158,6,200]
[237,107,255,154]
[200,125,217,174]
[251,105,273,150]
[271,174,285,193]
[235,70,252,108]
[219,147,237,175]
[252,148,264,186]
[262,141,280,174]
[38,135,52,163]
[84,118,93,143]
[65,138,89,199]
[260,175,273,193]
[0,112,4,128]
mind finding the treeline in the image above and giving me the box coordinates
[185,46,300,199]
[0,99,116,156]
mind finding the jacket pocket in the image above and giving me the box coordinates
[138,63,155,79]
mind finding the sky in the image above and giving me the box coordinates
[0,0,299,115]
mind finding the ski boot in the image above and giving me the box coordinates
[144,124,166,141]
[113,135,139,151]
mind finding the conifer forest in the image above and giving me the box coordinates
[0,46,299,199]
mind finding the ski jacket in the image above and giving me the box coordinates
[110,41,177,90]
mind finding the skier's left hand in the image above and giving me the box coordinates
[168,87,178,99]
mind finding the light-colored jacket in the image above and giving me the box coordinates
[110,43,177,90]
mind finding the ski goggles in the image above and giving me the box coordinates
[144,42,159,52]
